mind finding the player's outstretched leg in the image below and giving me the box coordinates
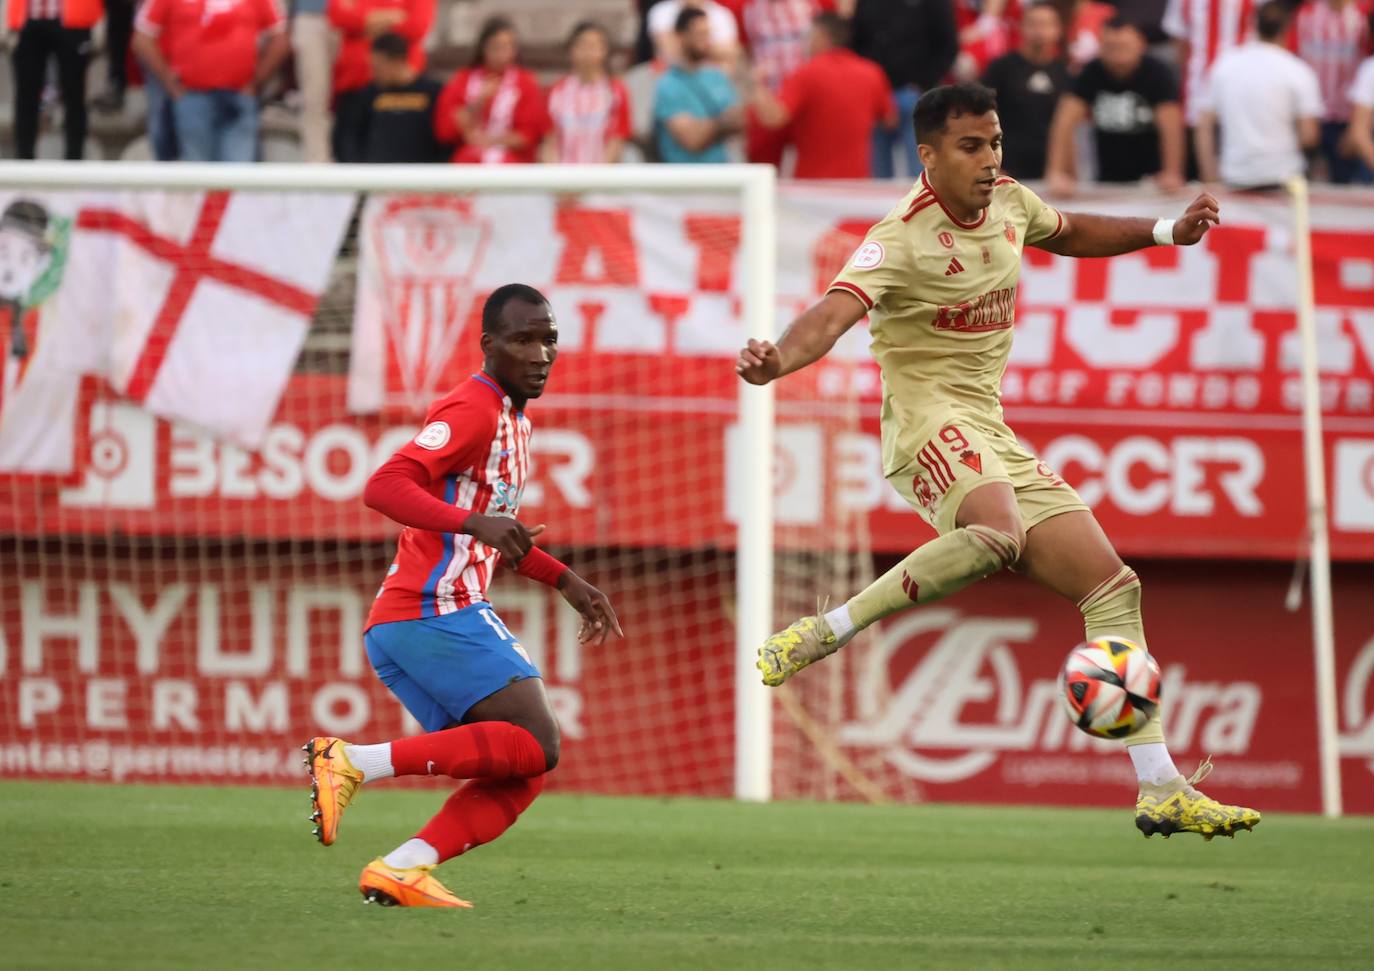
[758,482,1023,686]
[359,679,558,907]
[1021,510,1261,839]
[303,718,547,846]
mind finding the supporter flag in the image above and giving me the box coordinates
[0,190,355,474]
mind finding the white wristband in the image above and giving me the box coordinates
[1152,218,1176,246]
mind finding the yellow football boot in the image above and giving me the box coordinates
[359,858,473,909]
[757,613,840,687]
[1135,758,1262,840]
[303,736,363,846]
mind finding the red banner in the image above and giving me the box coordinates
[2,372,1372,560]
[2,548,1372,814]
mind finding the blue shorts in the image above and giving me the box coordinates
[364,604,542,733]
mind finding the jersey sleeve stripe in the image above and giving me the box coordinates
[1047,209,1064,239]
[829,281,874,310]
[994,176,1016,185]
[901,197,938,222]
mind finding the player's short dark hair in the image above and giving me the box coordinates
[473,15,516,68]
[482,284,550,334]
[1255,0,1291,41]
[675,6,707,34]
[812,11,850,48]
[371,32,410,61]
[913,84,998,145]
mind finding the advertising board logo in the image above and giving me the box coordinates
[59,402,157,509]
[1339,635,1374,774]
[839,610,1051,783]
[1333,440,1374,531]
[840,609,1263,784]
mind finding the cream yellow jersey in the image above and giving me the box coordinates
[828,172,1064,475]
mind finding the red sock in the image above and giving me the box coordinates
[391,722,547,779]
[417,774,547,862]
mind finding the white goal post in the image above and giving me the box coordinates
[0,160,778,802]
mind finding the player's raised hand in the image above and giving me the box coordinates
[736,338,782,385]
[462,513,545,563]
[1173,192,1221,245]
[557,572,624,645]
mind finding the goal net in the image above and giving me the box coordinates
[0,162,873,800]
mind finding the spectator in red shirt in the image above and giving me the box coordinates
[328,0,436,162]
[750,11,895,177]
[545,21,633,163]
[133,0,290,162]
[434,16,548,165]
[739,0,824,166]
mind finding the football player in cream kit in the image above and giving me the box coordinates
[736,83,1260,840]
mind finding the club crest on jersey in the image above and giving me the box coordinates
[414,421,451,450]
[912,475,938,511]
[1004,222,1017,245]
[937,231,954,250]
[959,450,983,474]
[851,241,885,269]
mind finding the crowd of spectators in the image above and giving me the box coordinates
[5,0,1374,186]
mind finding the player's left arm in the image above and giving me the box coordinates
[1033,192,1220,258]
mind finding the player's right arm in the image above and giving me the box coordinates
[363,398,544,563]
[735,290,867,385]
[737,217,910,385]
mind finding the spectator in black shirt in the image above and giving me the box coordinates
[1043,16,1185,194]
[340,33,448,164]
[982,1,1070,179]
[851,0,959,178]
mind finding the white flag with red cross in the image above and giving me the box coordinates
[0,189,355,475]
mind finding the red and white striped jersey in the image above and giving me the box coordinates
[546,74,632,164]
[1293,0,1372,121]
[1164,0,1256,124]
[741,0,817,92]
[367,373,531,627]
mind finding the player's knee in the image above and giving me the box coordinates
[538,728,560,772]
[520,718,560,772]
[965,521,1024,569]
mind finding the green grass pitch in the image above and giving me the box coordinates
[2,782,1372,970]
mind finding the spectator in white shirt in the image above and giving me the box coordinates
[647,0,741,67]
[1345,13,1374,184]
[1195,1,1323,189]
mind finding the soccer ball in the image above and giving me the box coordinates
[1059,637,1161,739]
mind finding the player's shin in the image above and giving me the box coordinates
[1078,565,1174,779]
[411,774,547,863]
[841,524,1022,640]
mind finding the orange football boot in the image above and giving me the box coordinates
[358,858,473,908]
[303,736,363,846]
